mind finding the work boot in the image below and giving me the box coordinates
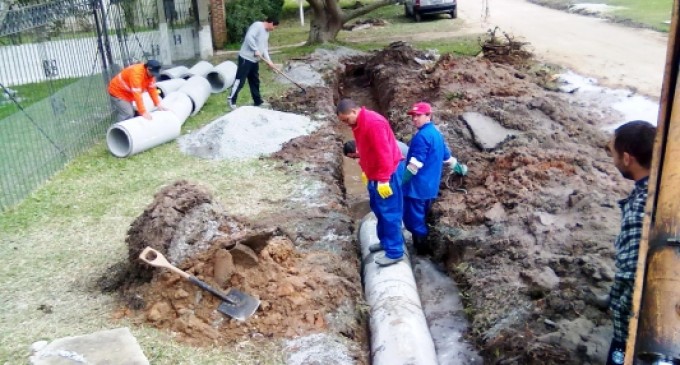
[368,243,383,253]
[374,253,403,267]
[413,235,431,256]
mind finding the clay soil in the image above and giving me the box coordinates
[105,39,632,364]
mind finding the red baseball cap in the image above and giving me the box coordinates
[407,102,432,116]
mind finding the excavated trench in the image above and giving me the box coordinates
[338,56,482,365]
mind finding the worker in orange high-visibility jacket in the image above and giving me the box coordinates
[108,60,166,122]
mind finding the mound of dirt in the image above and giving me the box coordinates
[116,181,364,347]
[126,180,217,282]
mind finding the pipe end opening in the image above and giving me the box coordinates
[206,72,225,93]
[107,126,132,158]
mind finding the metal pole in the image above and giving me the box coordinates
[626,1,680,363]
[92,0,110,81]
[299,0,304,26]
[98,0,115,73]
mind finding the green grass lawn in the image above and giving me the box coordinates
[607,0,672,31]
[0,77,80,120]
[530,0,673,32]
[0,75,111,209]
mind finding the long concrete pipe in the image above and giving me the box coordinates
[156,79,187,98]
[358,213,439,365]
[187,60,214,78]
[158,66,191,81]
[205,61,237,93]
[159,91,193,123]
[177,76,211,116]
[106,111,182,158]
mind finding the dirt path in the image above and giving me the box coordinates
[457,0,668,99]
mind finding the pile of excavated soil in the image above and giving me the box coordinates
[336,42,629,364]
[112,181,365,353]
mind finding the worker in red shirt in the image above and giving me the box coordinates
[336,99,405,267]
[108,60,166,122]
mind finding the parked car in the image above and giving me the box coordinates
[404,0,457,22]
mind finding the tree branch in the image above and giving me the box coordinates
[342,0,396,23]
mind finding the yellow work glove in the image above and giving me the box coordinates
[377,182,393,199]
[361,172,368,186]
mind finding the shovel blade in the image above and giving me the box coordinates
[217,288,260,321]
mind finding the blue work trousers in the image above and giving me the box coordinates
[368,169,405,259]
[403,196,434,238]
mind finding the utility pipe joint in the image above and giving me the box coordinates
[205,61,237,93]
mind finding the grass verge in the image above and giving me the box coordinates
[528,0,672,32]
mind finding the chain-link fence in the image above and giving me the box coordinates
[0,0,200,211]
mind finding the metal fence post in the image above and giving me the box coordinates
[95,0,115,75]
[93,0,112,82]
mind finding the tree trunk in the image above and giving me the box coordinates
[307,11,343,44]
[306,0,395,44]
[306,0,343,44]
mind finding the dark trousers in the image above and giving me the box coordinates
[367,162,405,259]
[229,56,262,106]
[110,95,135,122]
[403,196,434,238]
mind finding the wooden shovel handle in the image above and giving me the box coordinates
[258,55,306,91]
[139,247,190,279]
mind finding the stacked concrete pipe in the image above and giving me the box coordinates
[187,60,214,78]
[205,60,237,93]
[156,79,187,98]
[177,76,211,116]
[358,213,439,365]
[158,65,191,81]
[106,111,183,158]
[159,91,193,123]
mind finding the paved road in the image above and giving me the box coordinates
[457,0,669,99]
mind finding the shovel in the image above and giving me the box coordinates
[139,247,260,321]
[260,56,307,94]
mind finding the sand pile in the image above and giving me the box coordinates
[178,106,319,160]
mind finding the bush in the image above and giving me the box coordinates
[225,0,284,44]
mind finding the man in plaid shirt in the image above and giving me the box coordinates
[606,120,656,365]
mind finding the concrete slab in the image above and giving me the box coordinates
[29,327,149,365]
[460,112,517,151]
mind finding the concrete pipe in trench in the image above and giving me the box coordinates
[177,76,211,116]
[158,65,191,81]
[358,212,438,365]
[156,79,187,98]
[106,111,182,158]
[159,91,193,124]
[187,60,214,78]
[205,60,237,93]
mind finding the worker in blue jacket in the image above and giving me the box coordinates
[402,102,468,255]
